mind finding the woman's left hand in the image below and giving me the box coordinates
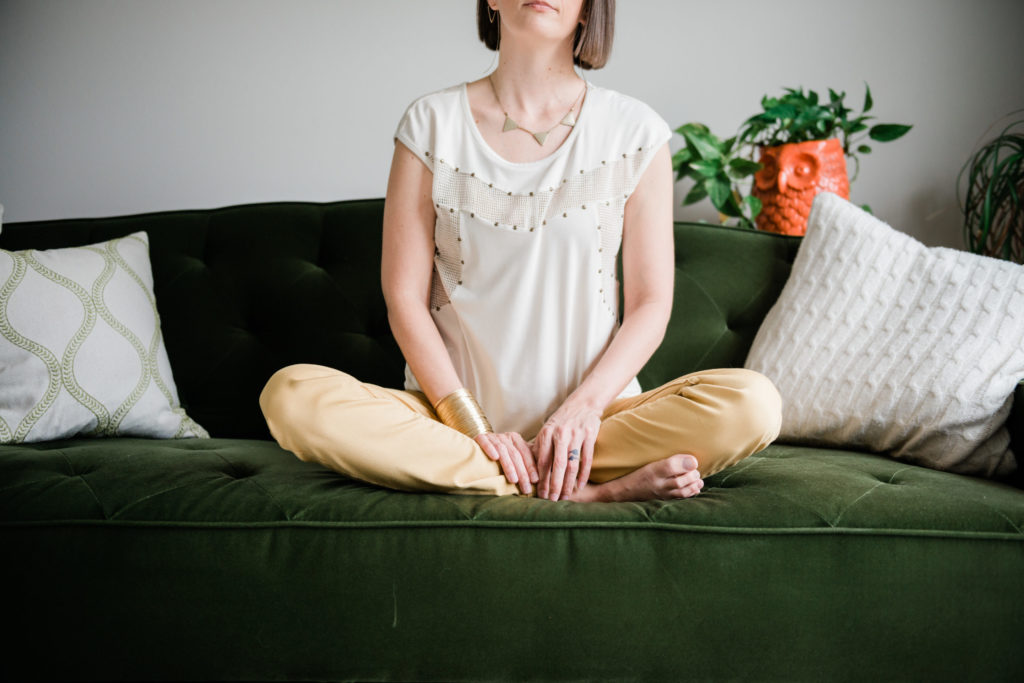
[531,399,602,501]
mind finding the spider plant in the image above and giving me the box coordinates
[958,114,1024,264]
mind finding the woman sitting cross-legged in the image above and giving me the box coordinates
[260,0,782,502]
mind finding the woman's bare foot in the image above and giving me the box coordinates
[570,454,704,502]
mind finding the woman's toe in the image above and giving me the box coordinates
[673,471,700,490]
[665,453,699,474]
[677,453,699,471]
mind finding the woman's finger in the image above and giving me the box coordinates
[535,431,553,499]
[494,439,518,485]
[560,440,582,500]
[546,431,568,501]
[501,434,532,494]
[511,433,539,484]
[577,432,596,492]
[475,433,500,461]
[512,432,544,485]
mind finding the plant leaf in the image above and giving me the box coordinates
[676,122,710,136]
[869,123,912,142]
[689,159,721,178]
[742,195,763,219]
[681,129,723,161]
[863,83,873,113]
[708,178,733,210]
[671,147,693,166]
[857,145,872,154]
[728,158,762,176]
[765,104,798,120]
[718,191,744,218]
[682,182,709,205]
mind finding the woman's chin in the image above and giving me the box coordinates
[504,22,576,45]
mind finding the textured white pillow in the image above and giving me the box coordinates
[0,231,208,442]
[745,193,1024,478]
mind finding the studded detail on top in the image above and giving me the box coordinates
[392,79,673,434]
[427,144,657,316]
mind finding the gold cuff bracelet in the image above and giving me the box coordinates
[434,388,493,438]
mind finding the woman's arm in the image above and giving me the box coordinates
[533,141,675,500]
[382,141,538,493]
[381,141,463,408]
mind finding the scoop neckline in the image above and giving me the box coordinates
[460,78,592,168]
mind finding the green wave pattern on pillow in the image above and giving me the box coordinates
[0,231,207,442]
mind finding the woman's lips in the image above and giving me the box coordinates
[525,1,556,11]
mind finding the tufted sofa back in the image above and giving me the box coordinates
[1,199,800,439]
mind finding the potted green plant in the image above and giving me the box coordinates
[672,123,763,229]
[958,114,1023,264]
[673,85,912,234]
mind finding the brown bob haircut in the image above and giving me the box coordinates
[476,0,616,70]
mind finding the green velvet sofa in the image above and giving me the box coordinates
[2,198,1022,682]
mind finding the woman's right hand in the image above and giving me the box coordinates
[474,432,539,495]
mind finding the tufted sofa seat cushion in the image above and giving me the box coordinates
[2,438,1022,533]
[3,437,1023,681]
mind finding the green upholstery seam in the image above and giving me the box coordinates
[678,269,727,323]
[212,450,294,521]
[2,518,1022,541]
[734,279,775,322]
[975,496,1024,535]
[830,480,886,527]
[55,450,108,519]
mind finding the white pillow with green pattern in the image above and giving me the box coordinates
[0,231,208,442]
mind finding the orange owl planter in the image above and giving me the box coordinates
[752,138,850,236]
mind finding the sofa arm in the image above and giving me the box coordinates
[1011,381,1024,453]
[1009,381,1024,487]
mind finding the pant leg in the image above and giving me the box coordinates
[590,368,782,483]
[258,364,518,496]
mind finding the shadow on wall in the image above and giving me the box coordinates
[908,184,962,250]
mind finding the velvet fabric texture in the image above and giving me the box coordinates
[1,199,1022,682]
[2,437,1023,681]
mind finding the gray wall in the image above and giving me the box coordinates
[2,0,1022,248]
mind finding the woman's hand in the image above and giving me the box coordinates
[533,401,602,501]
[474,432,539,495]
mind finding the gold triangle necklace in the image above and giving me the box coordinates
[487,74,586,146]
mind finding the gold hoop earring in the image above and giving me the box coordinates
[488,5,498,24]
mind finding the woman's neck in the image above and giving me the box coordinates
[489,39,584,112]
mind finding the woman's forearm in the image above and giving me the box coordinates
[563,300,670,415]
[387,298,464,408]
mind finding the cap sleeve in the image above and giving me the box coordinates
[630,109,673,192]
[393,95,435,172]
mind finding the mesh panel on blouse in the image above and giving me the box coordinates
[429,148,651,314]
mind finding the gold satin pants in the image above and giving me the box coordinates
[259,364,782,496]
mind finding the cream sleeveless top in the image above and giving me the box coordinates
[393,80,672,440]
